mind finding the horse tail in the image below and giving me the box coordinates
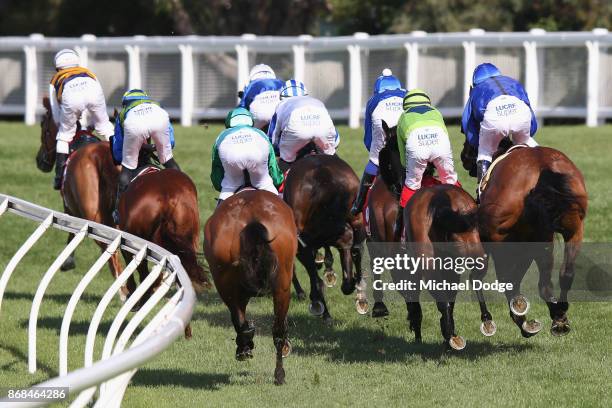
[159,217,210,293]
[524,169,582,235]
[430,190,478,234]
[239,221,278,295]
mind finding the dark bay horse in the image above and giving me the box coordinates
[377,124,495,349]
[35,97,126,299]
[283,154,367,322]
[461,141,588,337]
[204,190,296,385]
[119,168,210,318]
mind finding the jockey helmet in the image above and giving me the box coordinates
[54,49,80,70]
[122,89,151,106]
[249,64,276,81]
[225,107,254,128]
[373,68,402,94]
[280,79,308,99]
[472,63,502,86]
[403,88,431,110]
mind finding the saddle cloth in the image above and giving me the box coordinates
[478,144,528,195]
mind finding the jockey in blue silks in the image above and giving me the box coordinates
[461,62,538,186]
[350,69,406,216]
[238,64,284,130]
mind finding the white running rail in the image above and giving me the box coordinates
[0,194,196,407]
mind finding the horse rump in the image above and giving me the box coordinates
[430,189,477,234]
[524,169,583,235]
[239,221,278,296]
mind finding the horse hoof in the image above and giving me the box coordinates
[521,319,542,337]
[355,298,369,315]
[551,320,571,337]
[281,340,292,358]
[480,320,497,337]
[60,257,76,271]
[323,271,337,288]
[449,335,466,351]
[315,251,325,265]
[372,302,389,318]
[510,294,530,316]
[274,367,286,385]
[236,349,253,361]
[309,301,325,316]
[296,291,307,301]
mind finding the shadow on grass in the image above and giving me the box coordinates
[0,343,58,378]
[4,291,103,304]
[193,307,535,364]
[131,368,233,390]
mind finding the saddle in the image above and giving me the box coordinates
[478,144,528,195]
[130,165,161,183]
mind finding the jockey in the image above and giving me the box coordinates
[397,89,459,208]
[461,62,538,185]
[111,89,180,224]
[350,68,406,216]
[238,64,284,130]
[268,79,339,171]
[49,49,114,190]
[211,107,283,203]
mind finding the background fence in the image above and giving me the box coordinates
[0,29,610,128]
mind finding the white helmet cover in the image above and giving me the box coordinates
[249,64,276,81]
[54,49,80,70]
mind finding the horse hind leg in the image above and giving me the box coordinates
[351,244,369,315]
[434,292,465,351]
[291,265,307,301]
[272,271,291,385]
[297,244,330,322]
[231,297,254,360]
[322,246,337,287]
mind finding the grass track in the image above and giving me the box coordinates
[0,122,611,407]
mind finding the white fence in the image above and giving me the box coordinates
[0,194,196,407]
[0,29,611,128]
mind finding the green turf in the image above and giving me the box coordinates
[0,122,611,407]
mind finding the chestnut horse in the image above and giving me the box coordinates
[35,97,126,299]
[283,154,367,322]
[204,190,296,385]
[461,141,588,337]
[377,125,495,349]
[118,168,210,304]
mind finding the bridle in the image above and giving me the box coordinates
[37,112,57,170]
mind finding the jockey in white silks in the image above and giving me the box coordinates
[48,49,114,189]
[267,79,339,172]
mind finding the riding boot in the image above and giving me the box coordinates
[278,158,291,174]
[476,160,491,204]
[113,167,133,225]
[163,157,181,171]
[53,153,68,190]
[350,172,375,216]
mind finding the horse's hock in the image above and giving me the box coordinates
[0,194,195,407]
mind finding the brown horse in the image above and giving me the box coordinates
[283,154,367,322]
[35,97,126,298]
[378,127,493,349]
[461,141,588,337]
[119,168,210,305]
[204,190,296,385]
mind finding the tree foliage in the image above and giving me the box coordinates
[0,0,609,36]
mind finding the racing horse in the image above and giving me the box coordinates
[461,141,588,337]
[376,122,495,348]
[118,167,210,324]
[204,190,296,385]
[35,96,127,299]
[283,154,367,322]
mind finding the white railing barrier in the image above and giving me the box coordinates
[0,29,611,128]
[0,194,196,407]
